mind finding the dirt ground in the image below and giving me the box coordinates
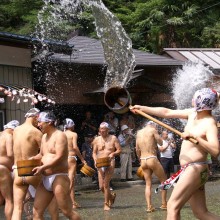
[1,177,220,219]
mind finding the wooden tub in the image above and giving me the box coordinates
[17,159,41,176]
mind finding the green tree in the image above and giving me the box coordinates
[0,0,219,51]
[0,0,43,34]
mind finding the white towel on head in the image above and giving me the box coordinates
[4,120,20,130]
[100,122,109,128]
[64,118,75,130]
[38,111,56,122]
[193,88,218,112]
[25,108,40,118]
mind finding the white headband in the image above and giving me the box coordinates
[38,111,56,122]
[64,118,75,130]
[100,122,109,129]
[25,108,40,118]
[4,120,20,130]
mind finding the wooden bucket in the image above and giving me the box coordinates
[96,157,110,168]
[80,164,96,177]
[104,86,132,114]
[136,166,145,180]
[17,159,41,176]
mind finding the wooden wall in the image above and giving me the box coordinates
[0,65,32,128]
[43,62,176,107]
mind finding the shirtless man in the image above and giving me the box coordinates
[11,108,43,220]
[92,122,121,211]
[0,120,19,219]
[63,118,86,209]
[132,88,220,219]
[32,111,81,220]
[136,121,167,212]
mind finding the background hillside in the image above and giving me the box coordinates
[0,0,219,53]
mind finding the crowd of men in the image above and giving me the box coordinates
[0,87,220,220]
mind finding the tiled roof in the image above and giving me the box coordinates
[163,48,220,71]
[51,36,183,67]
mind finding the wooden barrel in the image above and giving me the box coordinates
[17,159,41,176]
[136,166,145,180]
[80,164,96,177]
[96,157,110,168]
[104,86,132,114]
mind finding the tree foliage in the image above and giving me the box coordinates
[0,0,43,34]
[0,0,219,53]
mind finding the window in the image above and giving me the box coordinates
[0,110,5,131]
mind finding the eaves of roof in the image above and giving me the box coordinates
[163,48,220,71]
[0,32,74,55]
[51,36,183,67]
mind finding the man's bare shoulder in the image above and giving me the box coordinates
[5,132,13,138]
[55,130,67,140]
[204,116,218,128]
[14,124,41,136]
[109,134,117,140]
[137,126,155,135]
[93,135,101,143]
[0,131,12,141]
[65,129,77,136]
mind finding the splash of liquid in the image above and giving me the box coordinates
[86,0,136,91]
[172,61,220,121]
[172,61,214,110]
[36,0,136,93]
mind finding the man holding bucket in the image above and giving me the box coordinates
[132,88,220,219]
[92,122,121,211]
[0,120,19,219]
[11,108,42,220]
[31,111,81,220]
[63,118,86,209]
[136,121,167,212]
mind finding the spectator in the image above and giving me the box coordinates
[104,111,119,135]
[158,130,176,179]
[120,113,137,163]
[118,125,134,182]
[80,111,97,137]
[119,113,135,130]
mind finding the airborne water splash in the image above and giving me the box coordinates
[172,61,214,110]
[36,0,136,92]
[85,0,136,91]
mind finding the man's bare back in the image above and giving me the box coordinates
[136,122,167,212]
[136,124,162,158]
[63,118,85,209]
[12,108,42,220]
[0,120,19,170]
[65,130,78,155]
[64,129,85,162]
[13,123,42,162]
[0,120,19,220]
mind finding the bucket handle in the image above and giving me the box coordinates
[130,106,198,144]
